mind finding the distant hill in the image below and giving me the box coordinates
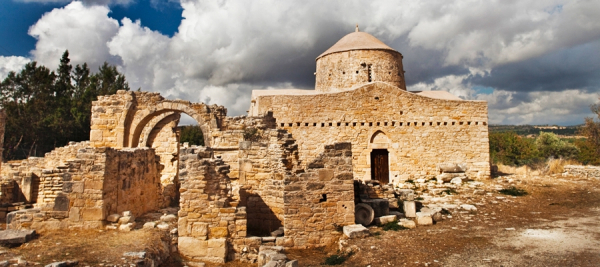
[489,124,584,137]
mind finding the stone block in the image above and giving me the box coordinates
[90,130,103,142]
[415,212,433,226]
[82,208,103,221]
[191,222,208,238]
[343,224,369,239]
[403,201,416,218]
[106,214,120,223]
[318,169,334,181]
[119,223,136,231]
[398,219,416,229]
[178,237,208,258]
[143,222,156,229]
[377,215,397,225]
[118,216,135,224]
[209,227,228,238]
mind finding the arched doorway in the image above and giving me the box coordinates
[370,131,390,184]
[370,149,389,184]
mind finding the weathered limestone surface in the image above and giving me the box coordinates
[253,82,491,182]
[177,146,244,264]
[564,165,600,178]
[7,147,160,230]
[283,143,355,248]
[316,49,405,92]
[90,91,225,149]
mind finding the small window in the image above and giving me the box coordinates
[280,123,285,127]
[422,122,425,126]
[407,122,410,126]
[305,123,309,126]
[377,122,380,126]
[384,122,388,126]
[374,96,379,100]
[444,122,448,126]
[437,122,441,126]
[297,122,301,126]
[337,122,341,126]
[483,122,487,126]
[353,122,357,126]
[313,123,317,127]
[400,111,404,115]
[345,122,349,126]
[356,71,359,74]
[288,123,293,127]
[452,122,455,125]
[460,122,464,125]
[369,122,373,127]
[400,122,403,126]
[414,122,418,126]
[321,123,325,127]
[391,122,395,126]
[361,122,365,126]
[468,121,471,125]
[329,122,333,127]
[476,122,479,125]
[429,122,433,126]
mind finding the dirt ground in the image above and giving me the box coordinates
[287,173,600,266]
[2,172,600,266]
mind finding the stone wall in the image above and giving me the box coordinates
[90,90,225,149]
[283,143,355,248]
[8,147,161,230]
[564,165,600,178]
[237,130,297,236]
[177,146,246,264]
[316,50,405,92]
[253,82,491,182]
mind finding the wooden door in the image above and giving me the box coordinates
[371,149,389,184]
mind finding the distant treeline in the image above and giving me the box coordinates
[490,108,600,166]
[0,51,129,160]
[489,125,582,136]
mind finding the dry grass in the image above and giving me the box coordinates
[0,228,170,265]
[545,158,580,175]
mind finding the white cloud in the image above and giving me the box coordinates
[0,56,31,80]
[21,0,600,124]
[479,90,599,125]
[17,0,134,6]
[28,1,120,70]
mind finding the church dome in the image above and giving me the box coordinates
[316,29,398,60]
[315,26,406,92]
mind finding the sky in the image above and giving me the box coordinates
[1,0,599,126]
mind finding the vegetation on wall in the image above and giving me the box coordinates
[0,50,129,160]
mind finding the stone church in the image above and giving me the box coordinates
[0,27,490,264]
[250,26,491,184]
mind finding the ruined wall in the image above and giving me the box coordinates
[144,113,180,207]
[316,50,405,92]
[177,146,246,264]
[9,147,161,230]
[102,148,161,217]
[283,143,355,248]
[254,82,491,182]
[90,90,225,149]
[236,130,297,236]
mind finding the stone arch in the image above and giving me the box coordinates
[126,102,214,148]
[140,112,178,148]
[370,130,389,146]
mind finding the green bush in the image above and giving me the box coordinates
[499,186,528,196]
[382,220,407,231]
[323,251,353,265]
[489,131,540,166]
[179,125,204,146]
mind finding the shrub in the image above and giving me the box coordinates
[499,186,528,196]
[179,125,204,146]
[323,251,353,265]
[382,221,407,231]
